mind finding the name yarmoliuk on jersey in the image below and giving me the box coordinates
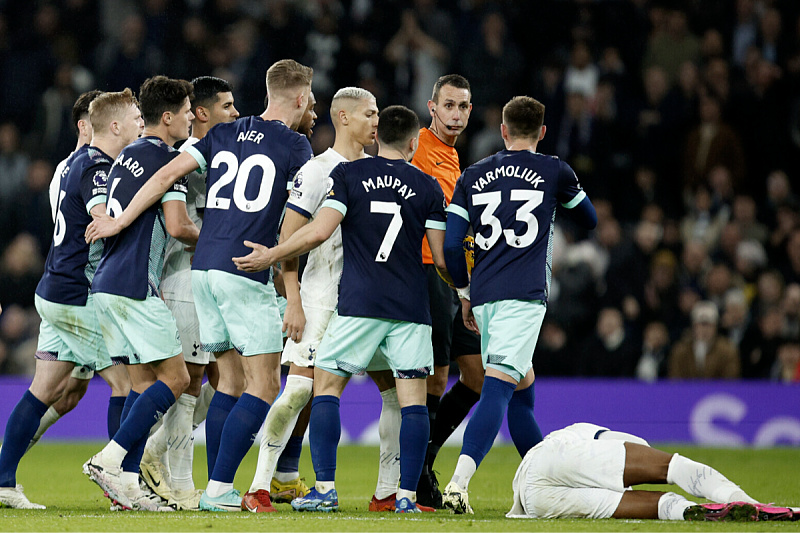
[472,165,544,192]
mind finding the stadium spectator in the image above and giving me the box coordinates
[458,10,523,107]
[643,8,700,83]
[578,307,639,378]
[739,306,786,379]
[384,0,455,118]
[668,300,741,379]
[773,339,800,382]
[781,283,800,339]
[635,321,671,382]
[682,94,746,195]
[719,288,751,347]
[0,122,30,214]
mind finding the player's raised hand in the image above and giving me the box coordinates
[85,212,121,244]
[232,240,274,272]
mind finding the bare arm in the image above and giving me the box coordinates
[85,152,200,243]
[232,207,343,272]
[279,209,311,341]
[89,203,106,218]
[163,200,200,246]
[427,227,453,285]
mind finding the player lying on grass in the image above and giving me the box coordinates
[507,423,798,522]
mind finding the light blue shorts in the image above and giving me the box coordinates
[276,293,288,339]
[94,292,182,365]
[315,313,433,378]
[35,294,113,372]
[192,269,283,356]
[473,299,546,382]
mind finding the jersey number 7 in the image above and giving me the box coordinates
[371,201,402,263]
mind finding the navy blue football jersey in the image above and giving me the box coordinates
[323,156,446,325]
[92,137,188,300]
[448,150,586,307]
[36,145,112,306]
[184,116,313,284]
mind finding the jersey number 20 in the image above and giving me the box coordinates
[473,189,544,250]
[207,151,276,212]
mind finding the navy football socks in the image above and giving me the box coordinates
[460,376,515,467]
[399,405,429,492]
[210,393,268,484]
[507,383,543,457]
[0,390,48,487]
[309,395,340,482]
[205,391,237,478]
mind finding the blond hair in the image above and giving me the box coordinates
[89,88,138,134]
[266,59,313,97]
[330,87,375,119]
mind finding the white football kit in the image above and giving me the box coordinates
[161,136,212,364]
[281,148,346,367]
[508,423,633,519]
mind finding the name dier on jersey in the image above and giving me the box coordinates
[237,130,265,144]
[361,174,417,200]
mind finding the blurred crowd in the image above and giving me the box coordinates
[1,0,799,380]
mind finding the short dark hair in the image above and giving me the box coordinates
[72,90,103,135]
[190,76,234,110]
[431,74,471,104]
[139,76,194,126]
[377,105,419,147]
[502,96,545,139]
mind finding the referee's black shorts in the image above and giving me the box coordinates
[425,264,481,367]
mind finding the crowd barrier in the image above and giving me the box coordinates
[1,376,798,446]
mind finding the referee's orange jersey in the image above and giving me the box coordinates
[411,127,461,264]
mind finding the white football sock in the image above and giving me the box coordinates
[658,492,695,520]
[273,470,300,483]
[450,455,477,490]
[205,480,233,498]
[249,375,313,492]
[121,471,140,493]
[193,381,215,429]
[374,387,401,499]
[167,393,197,491]
[316,481,335,494]
[666,453,758,503]
[102,440,128,467]
[144,419,169,460]
[396,488,415,503]
[26,406,60,453]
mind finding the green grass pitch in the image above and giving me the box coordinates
[2,443,799,531]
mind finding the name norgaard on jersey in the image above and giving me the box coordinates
[361,175,417,200]
[113,153,145,178]
[471,165,545,192]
